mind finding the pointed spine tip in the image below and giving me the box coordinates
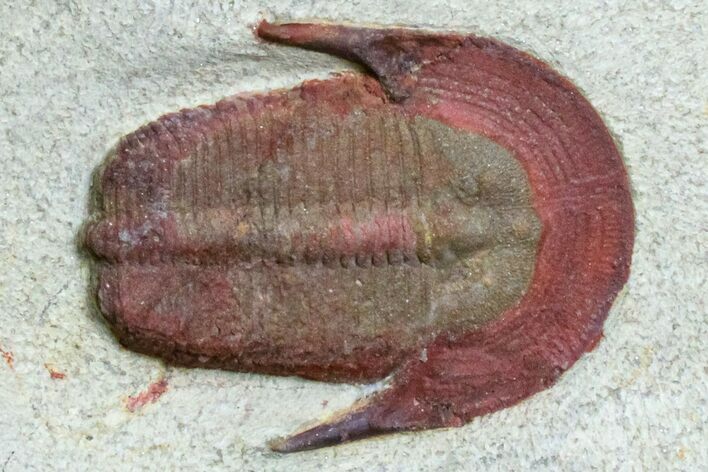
[255,20,286,41]
[256,20,326,46]
[269,410,378,453]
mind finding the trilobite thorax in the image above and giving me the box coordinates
[86,75,540,381]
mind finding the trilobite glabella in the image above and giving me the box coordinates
[83,21,634,452]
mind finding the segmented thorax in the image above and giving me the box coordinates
[86,75,540,380]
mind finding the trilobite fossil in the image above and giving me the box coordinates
[83,21,634,452]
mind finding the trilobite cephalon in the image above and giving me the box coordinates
[83,21,634,451]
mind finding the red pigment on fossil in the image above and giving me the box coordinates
[83,21,634,451]
[125,378,169,412]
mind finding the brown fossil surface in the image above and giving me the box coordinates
[83,21,634,452]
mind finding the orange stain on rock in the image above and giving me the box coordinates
[0,346,14,370]
[126,378,169,412]
[44,363,66,379]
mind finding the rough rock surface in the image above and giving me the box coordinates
[0,1,705,470]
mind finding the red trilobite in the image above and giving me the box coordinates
[83,21,634,451]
